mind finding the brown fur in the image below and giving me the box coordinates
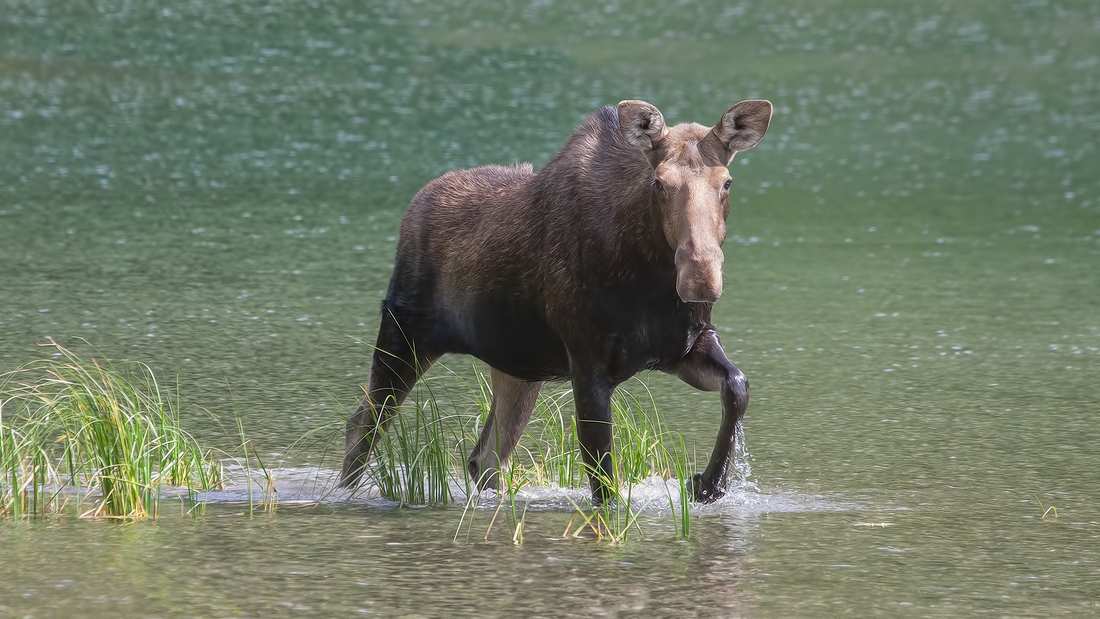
[342,100,772,503]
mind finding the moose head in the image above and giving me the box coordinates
[618,99,773,303]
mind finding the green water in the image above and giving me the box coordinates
[2,0,1099,616]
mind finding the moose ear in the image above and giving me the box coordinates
[710,100,773,163]
[617,100,668,151]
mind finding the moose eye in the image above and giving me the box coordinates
[651,178,664,191]
[723,179,732,190]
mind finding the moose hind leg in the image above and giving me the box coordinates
[665,328,750,503]
[340,323,438,489]
[468,368,542,490]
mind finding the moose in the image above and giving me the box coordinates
[341,98,773,503]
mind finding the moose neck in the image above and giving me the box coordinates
[532,107,675,269]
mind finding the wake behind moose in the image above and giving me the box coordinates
[341,99,773,503]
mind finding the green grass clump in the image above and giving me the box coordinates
[365,389,461,507]
[510,386,582,489]
[498,380,694,543]
[2,340,706,541]
[610,385,680,484]
[360,365,699,543]
[0,340,222,519]
[0,416,61,518]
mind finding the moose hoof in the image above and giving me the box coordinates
[688,473,725,504]
[468,463,500,492]
[588,483,618,507]
[338,463,366,490]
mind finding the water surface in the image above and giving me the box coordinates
[2,1,1099,616]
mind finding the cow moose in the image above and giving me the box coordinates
[341,98,773,504]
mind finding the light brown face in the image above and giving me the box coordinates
[618,99,773,304]
[651,136,732,303]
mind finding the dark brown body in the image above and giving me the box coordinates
[341,99,772,503]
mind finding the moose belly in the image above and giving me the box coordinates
[440,295,570,382]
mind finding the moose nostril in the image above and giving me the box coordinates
[675,265,722,303]
[698,280,722,303]
[676,282,720,304]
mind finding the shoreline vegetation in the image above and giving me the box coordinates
[1,339,730,542]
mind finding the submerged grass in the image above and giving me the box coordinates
[0,340,222,520]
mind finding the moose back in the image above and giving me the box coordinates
[342,99,772,503]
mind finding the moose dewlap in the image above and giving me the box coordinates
[342,99,772,504]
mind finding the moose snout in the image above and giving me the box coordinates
[674,245,724,303]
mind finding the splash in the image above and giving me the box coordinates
[728,421,758,492]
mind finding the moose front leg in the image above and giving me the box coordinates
[666,328,750,503]
[571,370,617,505]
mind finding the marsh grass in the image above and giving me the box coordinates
[0,416,66,519]
[357,364,699,543]
[3,339,701,538]
[0,340,222,519]
[338,340,703,543]
[366,394,455,506]
[556,432,694,543]
[234,415,280,516]
[503,377,694,542]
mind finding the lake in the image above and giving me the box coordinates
[1,0,1098,616]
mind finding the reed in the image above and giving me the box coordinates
[558,436,694,543]
[512,378,695,543]
[2,339,704,540]
[0,340,221,519]
[358,375,466,507]
[513,387,582,489]
[668,434,693,539]
[234,415,280,516]
[610,383,679,483]
[0,414,66,519]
